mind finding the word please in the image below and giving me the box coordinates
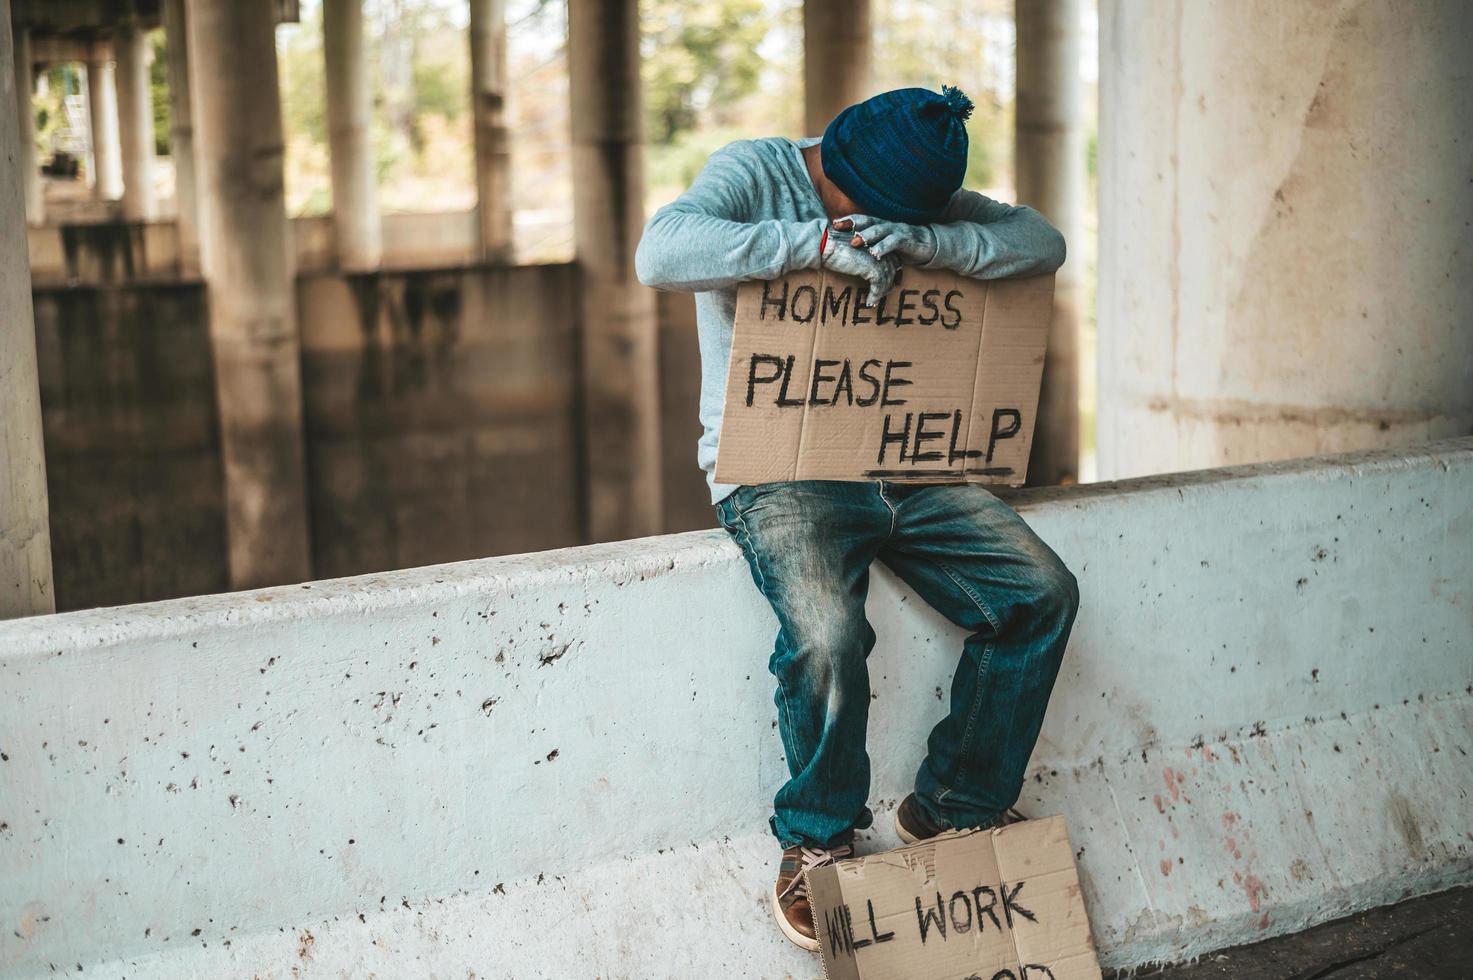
[744,355,913,408]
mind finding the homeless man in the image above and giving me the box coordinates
[634,85,1080,951]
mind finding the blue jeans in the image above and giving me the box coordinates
[716,480,1079,849]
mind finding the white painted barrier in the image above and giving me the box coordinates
[2,441,1471,979]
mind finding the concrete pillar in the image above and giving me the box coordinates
[11,24,42,226]
[0,0,55,618]
[322,0,381,270]
[568,0,663,540]
[1016,0,1083,486]
[163,0,200,268]
[187,0,313,587]
[1097,0,1473,479]
[469,0,511,261]
[85,55,123,201]
[114,23,157,221]
[802,0,871,135]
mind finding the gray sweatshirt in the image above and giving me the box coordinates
[634,136,1066,504]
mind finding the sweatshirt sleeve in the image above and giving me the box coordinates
[919,189,1067,280]
[635,142,828,293]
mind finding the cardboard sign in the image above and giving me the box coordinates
[806,816,1101,980]
[715,268,1053,487]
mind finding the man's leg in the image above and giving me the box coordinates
[878,483,1080,830]
[716,480,889,847]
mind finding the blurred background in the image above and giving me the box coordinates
[4,0,1468,617]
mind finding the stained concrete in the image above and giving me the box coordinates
[32,281,228,610]
[1131,886,1472,980]
[28,259,715,610]
[2,441,1468,976]
[1097,0,1473,478]
[298,262,585,578]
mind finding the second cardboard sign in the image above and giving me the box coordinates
[715,267,1054,488]
[807,815,1102,980]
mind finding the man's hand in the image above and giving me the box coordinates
[834,214,939,266]
[822,233,901,306]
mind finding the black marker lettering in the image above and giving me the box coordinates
[942,288,964,328]
[895,288,918,325]
[881,360,913,406]
[809,359,839,405]
[745,354,785,407]
[866,898,895,944]
[831,360,855,406]
[986,408,1023,461]
[1001,881,1037,927]
[760,279,788,320]
[913,412,949,462]
[791,284,818,323]
[877,413,911,464]
[949,890,975,934]
[775,355,804,407]
[948,408,983,464]
[843,902,870,950]
[918,288,941,325]
[915,893,947,943]
[823,284,852,325]
[856,359,883,406]
[972,886,1001,932]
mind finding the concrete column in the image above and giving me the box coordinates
[322,0,381,270]
[1016,0,1083,486]
[802,0,871,135]
[187,0,313,587]
[85,55,123,201]
[568,0,663,540]
[11,24,42,226]
[163,0,200,268]
[114,23,157,221]
[0,0,55,618]
[1097,0,1473,479]
[469,0,511,261]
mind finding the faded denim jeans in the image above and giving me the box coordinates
[715,480,1079,849]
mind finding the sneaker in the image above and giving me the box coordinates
[772,842,854,951]
[894,793,1026,844]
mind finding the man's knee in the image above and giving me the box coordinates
[1028,553,1080,628]
[773,610,871,686]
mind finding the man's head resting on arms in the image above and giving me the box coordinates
[822,84,974,223]
[804,84,975,302]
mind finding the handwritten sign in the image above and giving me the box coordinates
[806,816,1102,980]
[715,267,1053,487]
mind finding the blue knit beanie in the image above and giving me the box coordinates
[820,85,974,224]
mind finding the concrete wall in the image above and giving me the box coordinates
[33,262,713,609]
[31,282,229,609]
[1098,0,1473,478]
[28,211,486,285]
[2,440,1468,978]
[298,262,586,578]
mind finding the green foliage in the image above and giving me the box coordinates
[279,3,328,147]
[412,54,466,122]
[641,0,771,145]
[150,30,171,156]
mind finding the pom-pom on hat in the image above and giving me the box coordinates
[820,85,973,224]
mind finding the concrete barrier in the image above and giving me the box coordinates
[2,440,1470,978]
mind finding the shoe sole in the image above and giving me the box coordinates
[770,882,820,952]
[894,805,925,845]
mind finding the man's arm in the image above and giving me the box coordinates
[920,189,1066,279]
[634,143,826,293]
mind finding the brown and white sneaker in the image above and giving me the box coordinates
[772,842,854,951]
[894,793,1027,844]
